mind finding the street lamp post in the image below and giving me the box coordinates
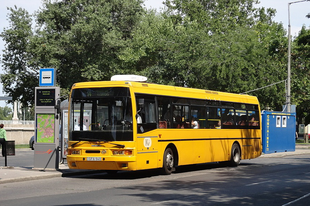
[287,0,310,112]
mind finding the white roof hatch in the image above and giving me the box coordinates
[111,75,147,82]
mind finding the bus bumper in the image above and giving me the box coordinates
[67,155,136,170]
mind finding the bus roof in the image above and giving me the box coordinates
[71,81,259,105]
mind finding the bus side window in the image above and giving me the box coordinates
[136,96,157,133]
[238,115,247,126]
[172,105,182,128]
[191,106,206,129]
[236,110,247,126]
[248,111,259,127]
[208,107,221,129]
[157,96,170,128]
[222,108,235,127]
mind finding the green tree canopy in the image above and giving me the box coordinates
[121,0,288,110]
[1,0,306,118]
[1,0,144,106]
[0,6,36,107]
[292,26,310,123]
[0,106,12,120]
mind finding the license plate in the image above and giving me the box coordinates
[86,157,101,161]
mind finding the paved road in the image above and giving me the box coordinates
[0,148,34,168]
[1,151,310,206]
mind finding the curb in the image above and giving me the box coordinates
[260,149,310,158]
[0,167,105,184]
[0,171,62,184]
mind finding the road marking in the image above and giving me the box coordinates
[152,200,173,205]
[246,180,271,186]
[152,200,186,205]
[282,192,310,206]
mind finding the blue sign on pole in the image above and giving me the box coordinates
[39,68,55,87]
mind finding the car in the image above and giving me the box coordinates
[29,126,62,150]
[29,135,34,150]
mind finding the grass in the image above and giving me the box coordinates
[296,139,310,144]
[1,144,30,150]
[15,144,30,149]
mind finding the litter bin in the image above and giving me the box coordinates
[5,140,15,156]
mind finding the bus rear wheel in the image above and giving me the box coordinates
[229,143,241,167]
[161,148,175,175]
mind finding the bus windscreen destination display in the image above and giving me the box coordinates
[36,89,55,106]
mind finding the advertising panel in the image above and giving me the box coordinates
[36,113,55,143]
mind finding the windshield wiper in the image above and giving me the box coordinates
[102,140,125,148]
[71,137,125,148]
[71,140,82,148]
[71,137,95,148]
[74,137,125,148]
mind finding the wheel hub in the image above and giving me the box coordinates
[166,153,174,169]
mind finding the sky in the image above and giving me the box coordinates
[0,0,309,108]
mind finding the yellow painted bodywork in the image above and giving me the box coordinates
[67,81,262,171]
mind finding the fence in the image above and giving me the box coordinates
[0,120,34,125]
[0,120,35,145]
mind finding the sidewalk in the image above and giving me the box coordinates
[0,145,309,184]
[260,144,310,158]
[0,162,99,184]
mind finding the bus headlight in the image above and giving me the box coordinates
[112,150,132,155]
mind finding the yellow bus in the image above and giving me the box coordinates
[67,75,262,175]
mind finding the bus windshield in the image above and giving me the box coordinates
[69,87,133,142]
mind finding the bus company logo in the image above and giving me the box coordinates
[35,149,54,155]
[144,138,152,148]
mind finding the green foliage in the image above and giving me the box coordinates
[1,0,144,106]
[0,0,307,119]
[32,0,144,90]
[122,0,287,110]
[292,26,310,124]
[18,106,34,121]
[0,106,12,120]
[0,7,36,107]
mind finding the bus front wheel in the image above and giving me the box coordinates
[229,143,241,167]
[161,148,175,175]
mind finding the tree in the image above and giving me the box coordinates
[0,106,12,120]
[122,0,288,110]
[0,0,292,113]
[32,0,144,91]
[1,0,144,106]
[0,7,36,107]
[292,26,310,124]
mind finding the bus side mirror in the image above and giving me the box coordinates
[138,98,144,108]
[55,99,61,114]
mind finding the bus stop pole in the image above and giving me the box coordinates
[4,140,7,167]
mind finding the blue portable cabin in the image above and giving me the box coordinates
[261,111,296,154]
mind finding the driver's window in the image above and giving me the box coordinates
[72,102,92,131]
[96,105,108,130]
[136,95,156,133]
[136,98,156,124]
[123,100,132,124]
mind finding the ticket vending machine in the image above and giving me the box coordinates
[34,87,60,170]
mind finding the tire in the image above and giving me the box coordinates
[229,143,241,167]
[161,148,175,175]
